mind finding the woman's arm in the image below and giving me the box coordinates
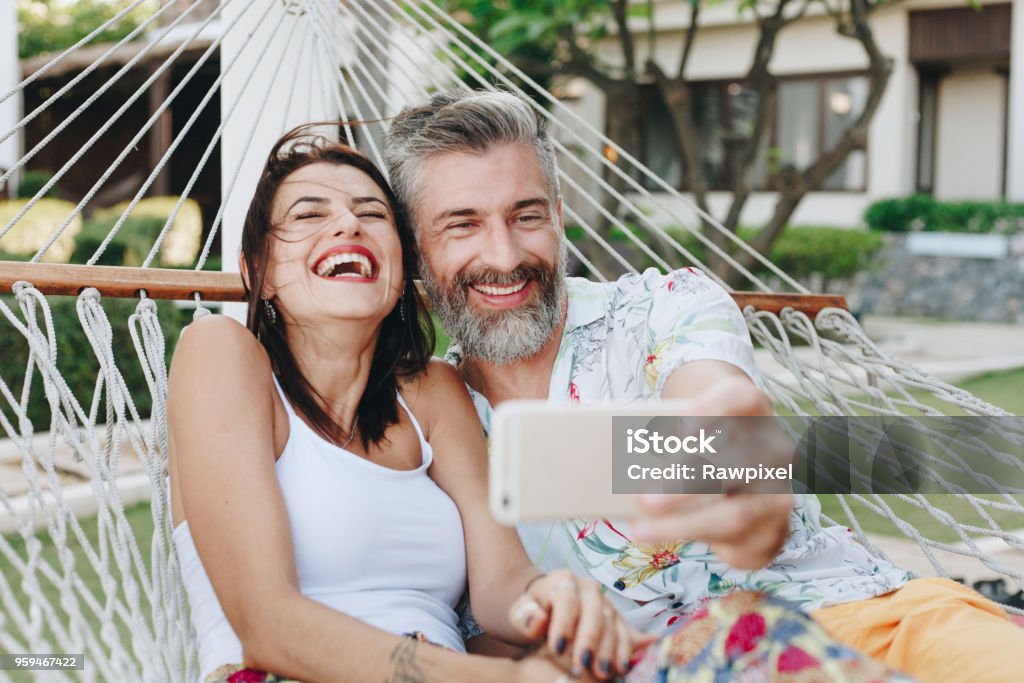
[410,361,647,681]
[167,316,530,683]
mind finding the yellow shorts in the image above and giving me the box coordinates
[814,577,1024,683]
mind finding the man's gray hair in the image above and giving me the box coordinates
[384,90,561,229]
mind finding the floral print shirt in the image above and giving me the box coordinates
[448,268,911,636]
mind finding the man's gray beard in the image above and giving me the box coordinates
[420,242,567,365]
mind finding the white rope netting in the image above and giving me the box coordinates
[0,1,1022,679]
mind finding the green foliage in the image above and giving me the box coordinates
[17,0,158,59]
[766,227,883,282]
[437,0,612,91]
[0,294,192,430]
[72,214,166,266]
[16,170,59,199]
[865,195,1024,234]
[571,225,883,285]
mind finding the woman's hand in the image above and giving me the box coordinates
[508,569,655,681]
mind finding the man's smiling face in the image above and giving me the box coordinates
[413,142,567,364]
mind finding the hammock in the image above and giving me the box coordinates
[0,1,1021,680]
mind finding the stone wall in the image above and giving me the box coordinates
[847,235,1024,323]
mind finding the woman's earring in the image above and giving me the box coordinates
[399,292,407,322]
[262,295,277,325]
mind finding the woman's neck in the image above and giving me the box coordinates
[284,319,381,434]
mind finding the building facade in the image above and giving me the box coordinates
[561,0,1024,228]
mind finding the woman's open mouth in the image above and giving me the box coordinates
[312,245,379,282]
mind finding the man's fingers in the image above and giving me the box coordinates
[635,493,790,539]
[636,492,721,515]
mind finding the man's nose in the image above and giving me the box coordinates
[478,221,525,273]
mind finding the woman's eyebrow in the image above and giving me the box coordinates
[287,196,328,213]
[352,196,389,209]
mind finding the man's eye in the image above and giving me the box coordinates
[516,214,543,223]
[448,222,474,230]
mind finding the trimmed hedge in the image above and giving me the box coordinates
[16,170,59,199]
[569,225,883,285]
[0,294,193,430]
[72,197,204,268]
[865,195,1024,234]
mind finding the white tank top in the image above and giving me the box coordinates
[173,377,468,681]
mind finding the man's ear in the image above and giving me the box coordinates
[555,195,564,232]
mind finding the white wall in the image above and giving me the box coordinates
[934,68,1007,200]
[1007,0,1024,200]
[219,0,342,318]
[0,0,21,198]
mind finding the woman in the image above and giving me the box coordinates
[167,127,646,683]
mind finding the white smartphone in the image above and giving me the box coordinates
[488,400,698,525]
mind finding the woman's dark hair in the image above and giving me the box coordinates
[241,123,434,449]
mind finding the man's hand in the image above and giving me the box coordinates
[633,361,794,570]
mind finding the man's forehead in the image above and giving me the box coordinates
[418,143,550,215]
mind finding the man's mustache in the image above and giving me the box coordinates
[451,264,555,289]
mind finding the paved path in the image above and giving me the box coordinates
[753,315,1024,389]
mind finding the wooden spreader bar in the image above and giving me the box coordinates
[0,261,848,315]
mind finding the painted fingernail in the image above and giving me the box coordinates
[622,660,632,672]
[582,649,593,669]
[600,658,611,674]
[556,635,568,655]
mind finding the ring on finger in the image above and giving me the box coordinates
[512,600,542,624]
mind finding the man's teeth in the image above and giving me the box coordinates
[471,281,527,296]
[315,252,373,278]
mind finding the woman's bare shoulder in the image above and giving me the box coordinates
[400,358,475,438]
[170,314,272,393]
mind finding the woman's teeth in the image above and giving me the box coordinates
[316,252,373,278]
[471,281,527,296]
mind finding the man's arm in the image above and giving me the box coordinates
[632,359,793,570]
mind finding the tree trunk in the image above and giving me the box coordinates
[726,0,893,289]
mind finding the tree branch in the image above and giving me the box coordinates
[720,0,789,235]
[741,0,893,274]
[677,0,702,79]
[610,0,637,78]
[556,25,618,92]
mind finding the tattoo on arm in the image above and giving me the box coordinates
[384,639,428,683]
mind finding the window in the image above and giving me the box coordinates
[639,72,869,192]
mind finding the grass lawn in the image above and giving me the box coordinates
[810,367,1024,542]
[0,503,157,676]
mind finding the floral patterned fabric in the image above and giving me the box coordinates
[628,590,915,682]
[448,268,911,638]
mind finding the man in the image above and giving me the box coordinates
[383,90,1022,682]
